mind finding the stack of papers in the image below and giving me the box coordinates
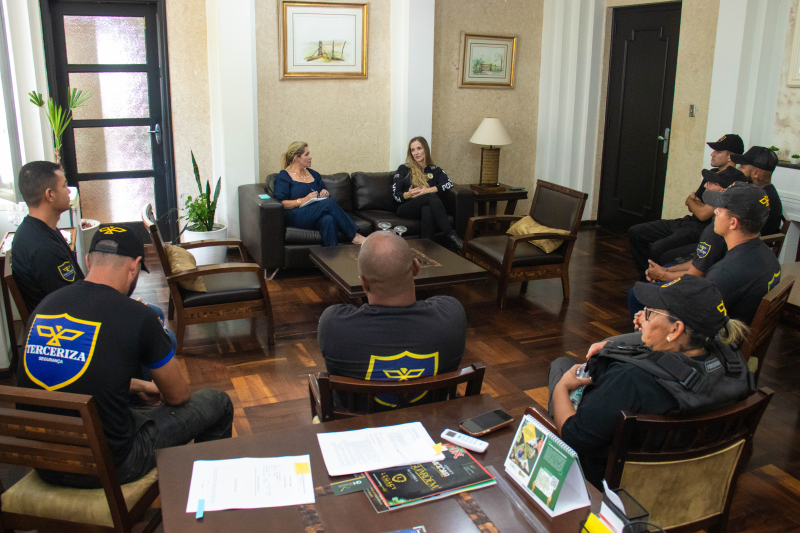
[317,422,445,476]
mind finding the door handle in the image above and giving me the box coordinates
[657,127,670,154]
[148,123,161,145]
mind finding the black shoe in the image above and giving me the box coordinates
[447,233,464,251]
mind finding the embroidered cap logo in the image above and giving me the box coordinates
[717,302,727,316]
[98,226,127,235]
[760,195,769,206]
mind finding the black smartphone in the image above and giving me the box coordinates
[459,409,515,437]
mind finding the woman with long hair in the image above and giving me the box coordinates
[273,142,365,247]
[392,137,462,250]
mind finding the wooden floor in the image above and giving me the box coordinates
[9,227,800,532]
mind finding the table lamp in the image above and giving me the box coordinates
[469,117,512,188]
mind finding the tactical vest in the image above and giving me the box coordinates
[587,342,755,413]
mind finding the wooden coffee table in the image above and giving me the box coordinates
[308,238,487,304]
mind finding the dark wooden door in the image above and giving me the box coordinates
[598,3,681,233]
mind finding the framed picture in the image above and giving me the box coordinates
[458,33,517,89]
[788,15,800,87]
[280,1,368,79]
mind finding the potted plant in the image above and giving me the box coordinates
[792,154,800,165]
[29,88,91,166]
[180,151,226,265]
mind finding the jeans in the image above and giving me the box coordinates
[628,218,707,280]
[547,356,581,418]
[39,388,234,488]
[396,194,454,239]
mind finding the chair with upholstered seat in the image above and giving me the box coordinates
[463,179,587,308]
[742,275,795,384]
[142,204,275,352]
[527,387,773,533]
[0,385,161,533]
[1,254,30,372]
[760,217,790,258]
[308,363,485,422]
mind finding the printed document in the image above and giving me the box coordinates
[185,455,314,513]
[317,422,445,476]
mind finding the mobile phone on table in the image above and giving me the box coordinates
[459,409,515,437]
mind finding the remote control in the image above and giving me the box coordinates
[440,429,489,453]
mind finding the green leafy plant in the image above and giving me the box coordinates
[28,88,91,164]
[792,154,799,159]
[180,151,221,233]
[769,146,780,152]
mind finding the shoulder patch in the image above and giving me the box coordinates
[696,242,711,258]
[58,261,76,282]
[705,358,723,372]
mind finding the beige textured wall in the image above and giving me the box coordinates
[591,0,720,220]
[256,0,391,178]
[431,0,543,216]
[166,0,213,203]
[773,0,800,160]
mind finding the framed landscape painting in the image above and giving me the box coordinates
[458,33,517,89]
[281,1,368,79]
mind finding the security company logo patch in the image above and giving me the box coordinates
[98,226,126,235]
[57,261,76,282]
[366,351,439,407]
[696,242,711,258]
[760,195,769,206]
[24,314,101,391]
[717,302,727,316]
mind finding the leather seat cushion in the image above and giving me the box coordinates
[355,211,454,237]
[320,173,353,211]
[285,214,371,244]
[352,172,397,212]
[179,271,264,307]
[0,468,158,527]
[467,235,567,267]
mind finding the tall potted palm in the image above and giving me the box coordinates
[180,151,227,265]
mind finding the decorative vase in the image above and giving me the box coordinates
[182,223,228,265]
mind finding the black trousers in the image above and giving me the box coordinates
[396,193,453,239]
[627,217,708,280]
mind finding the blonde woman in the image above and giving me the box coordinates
[392,137,462,250]
[274,142,365,247]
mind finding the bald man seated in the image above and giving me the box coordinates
[317,232,466,410]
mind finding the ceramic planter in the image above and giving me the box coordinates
[182,224,228,265]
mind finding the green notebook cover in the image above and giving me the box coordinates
[527,437,575,510]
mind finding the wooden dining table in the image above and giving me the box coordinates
[156,394,602,532]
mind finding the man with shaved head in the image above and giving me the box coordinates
[317,232,466,410]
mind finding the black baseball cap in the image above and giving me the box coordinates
[701,182,769,227]
[707,134,744,154]
[89,225,149,272]
[634,275,729,339]
[731,146,778,172]
[701,166,750,188]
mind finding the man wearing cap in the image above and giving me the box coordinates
[733,146,783,236]
[548,276,752,487]
[16,225,233,488]
[628,134,745,280]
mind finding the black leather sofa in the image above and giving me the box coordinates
[239,171,475,270]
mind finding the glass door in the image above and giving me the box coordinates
[45,1,175,240]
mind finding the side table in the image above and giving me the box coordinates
[471,183,529,216]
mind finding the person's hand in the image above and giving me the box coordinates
[556,364,592,393]
[408,187,424,198]
[586,341,608,359]
[633,309,645,331]
[134,380,162,406]
[320,189,330,198]
[305,191,319,201]
[645,260,667,282]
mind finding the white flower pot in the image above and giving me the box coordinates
[81,219,100,257]
[792,157,800,165]
[182,224,228,265]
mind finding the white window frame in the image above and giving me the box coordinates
[0,0,21,204]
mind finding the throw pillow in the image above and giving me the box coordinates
[165,244,207,292]
[506,216,571,253]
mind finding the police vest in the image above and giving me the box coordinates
[587,342,755,413]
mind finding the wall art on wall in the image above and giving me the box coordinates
[789,14,800,87]
[458,33,516,89]
[280,1,368,79]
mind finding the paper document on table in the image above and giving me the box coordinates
[185,455,314,513]
[317,422,445,476]
[299,197,327,208]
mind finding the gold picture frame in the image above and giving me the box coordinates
[458,33,516,89]
[788,13,800,87]
[280,1,368,79]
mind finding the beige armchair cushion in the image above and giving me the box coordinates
[1,468,158,527]
[619,440,743,529]
[166,244,207,292]
[507,216,571,253]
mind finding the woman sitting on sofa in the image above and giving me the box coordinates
[274,142,366,247]
[392,137,463,250]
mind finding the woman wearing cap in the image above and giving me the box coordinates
[274,142,366,247]
[547,275,752,488]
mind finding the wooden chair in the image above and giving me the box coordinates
[1,253,30,373]
[742,275,795,384]
[0,385,162,533]
[760,217,790,258]
[308,363,485,422]
[463,180,587,308]
[527,387,773,533]
[141,204,275,352]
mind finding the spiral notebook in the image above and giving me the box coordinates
[503,414,590,517]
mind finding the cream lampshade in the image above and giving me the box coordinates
[469,118,512,187]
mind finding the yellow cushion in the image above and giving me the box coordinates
[747,357,758,374]
[166,244,207,292]
[1,468,158,527]
[506,216,572,253]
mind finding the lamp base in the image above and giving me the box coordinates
[478,147,501,186]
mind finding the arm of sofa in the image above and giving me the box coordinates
[238,184,285,271]
[441,184,475,238]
